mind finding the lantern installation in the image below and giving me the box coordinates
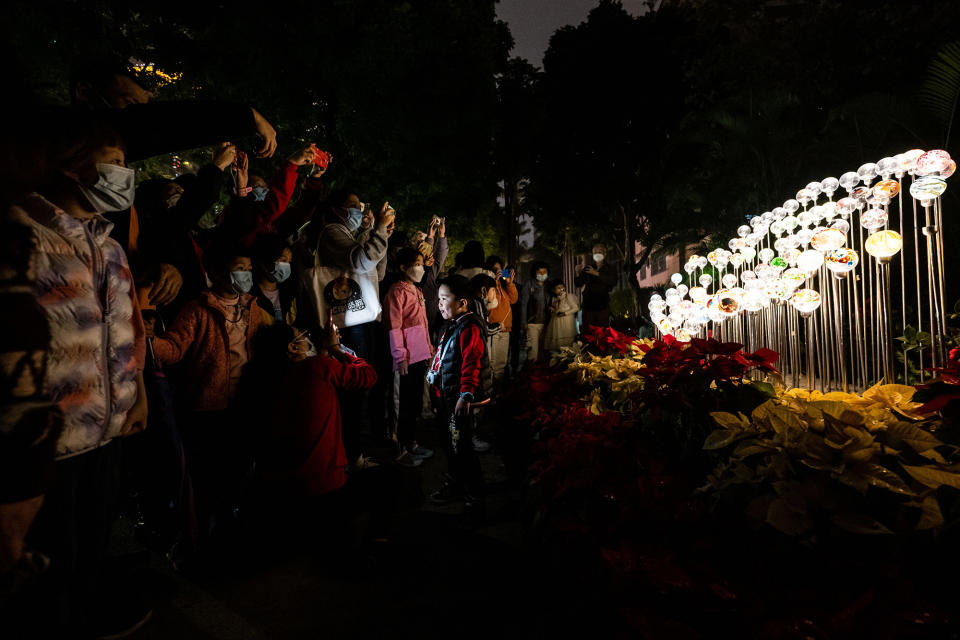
[647,149,951,392]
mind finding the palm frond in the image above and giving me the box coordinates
[919,40,960,148]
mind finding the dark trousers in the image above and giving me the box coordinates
[339,321,381,457]
[26,442,122,634]
[509,305,522,375]
[253,465,400,553]
[581,308,610,329]
[179,409,247,544]
[441,405,484,500]
[397,360,428,449]
[125,366,194,548]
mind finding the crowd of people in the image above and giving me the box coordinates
[0,59,619,638]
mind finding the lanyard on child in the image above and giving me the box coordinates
[431,312,471,374]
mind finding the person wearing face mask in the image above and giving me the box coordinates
[482,256,519,385]
[384,247,435,466]
[149,245,262,549]
[520,261,552,362]
[11,111,151,636]
[301,189,395,470]
[250,234,297,326]
[222,145,319,250]
[575,243,618,329]
[543,280,581,352]
[128,141,239,316]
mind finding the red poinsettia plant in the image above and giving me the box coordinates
[635,335,779,413]
[580,325,640,355]
[914,347,960,414]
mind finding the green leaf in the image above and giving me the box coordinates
[704,428,744,450]
[765,496,810,536]
[732,441,777,458]
[920,41,960,147]
[901,464,960,489]
[909,496,945,530]
[862,464,915,496]
[919,448,949,464]
[886,422,943,452]
[710,411,748,431]
[903,325,918,342]
[749,380,776,398]
[831,513,893,535]
[836,471,869,493]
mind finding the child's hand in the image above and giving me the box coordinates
[143,316,156,339]
[321,310,340,349]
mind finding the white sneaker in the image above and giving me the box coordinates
[472,436,490,453]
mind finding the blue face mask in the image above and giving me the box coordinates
[230,270,254,293]
[345,207,363,232]
[271,261,292,283]
[251,186,269,202]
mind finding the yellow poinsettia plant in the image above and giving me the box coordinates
[551,333,654,415]
[703,383,957,537]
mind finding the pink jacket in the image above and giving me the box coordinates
[385,281,433,370]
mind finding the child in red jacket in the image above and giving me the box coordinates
[149,244,262,543]
[428,275,492,521]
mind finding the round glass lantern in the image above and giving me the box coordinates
[824,248,859,275]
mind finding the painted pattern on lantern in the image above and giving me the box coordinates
[824,248,859,273]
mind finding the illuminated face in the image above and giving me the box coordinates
[438,284,466,320]
[403,254,424,272]
[229,256,252,273]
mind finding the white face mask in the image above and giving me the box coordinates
[407,265,425,283]
[536,273,548,282]
[271,261,292,283]
[485,294,499,310]
[593,252,605,263]
[230,270,254,293]
[76,163,136,213]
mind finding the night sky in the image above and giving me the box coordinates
[496,0,649,66]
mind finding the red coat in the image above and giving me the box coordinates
[152,291,262,411]
[238,162,300,247]
[263,353,377,496]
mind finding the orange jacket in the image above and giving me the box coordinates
[486,280,519,332]
[152,291,262,411]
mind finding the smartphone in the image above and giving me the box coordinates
[309,143,332,169]
[500,268,511,279]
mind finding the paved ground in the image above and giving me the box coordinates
[117,419,614,640]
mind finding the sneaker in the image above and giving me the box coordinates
[429,480,462,505]
[348,455,379,473]
[462,498,486,527]
[93,601,153,639]
[395,451,423,468]
[472,436,490,453]
[408,443,434,459]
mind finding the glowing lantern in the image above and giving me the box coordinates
[864,230,903,262]
[824,248,859,275]
[790,289,822,315]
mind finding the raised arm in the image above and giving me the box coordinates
[319,224,389,274]
[150,303,200,365]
